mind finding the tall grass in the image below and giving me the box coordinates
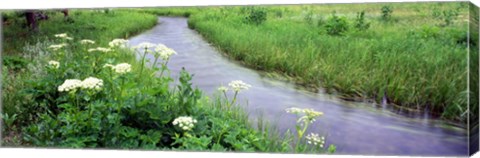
[179,2,470,121]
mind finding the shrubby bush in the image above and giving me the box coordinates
[354,11,370,31]
[380,6,393,21]
[324,13,349,36]
[243,7,267,25]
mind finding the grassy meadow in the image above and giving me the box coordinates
[1,10,332,153]
[139,2,472,122]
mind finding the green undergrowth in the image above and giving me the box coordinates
[2,10,333,153]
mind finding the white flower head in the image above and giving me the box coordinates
[153,44,177,60]
[135,42,156,49]
[172,116,197,131]
[285,107,303,114]
[58,79,82,92]
[286,107,323,124]
[111,63,132,74]
[54,33,68,38]
[88,47,112,53]
[48,60,60,69]
[80,77,103,91]
[218,86,229,92]
[306,133,325,147]
[228,80,251,92]
[80,39,95,45]
[109,39,129,48]
[54,33,73,40]
[48,43,68,51]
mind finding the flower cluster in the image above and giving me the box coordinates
[172,116,197,131]
[54,33,73,40]
[135,42,157,49]
[228,80,251,92]
[80,39,95,45]
[58,77,104,92]
[286,107,323,124]
[217,86,229,92]
[154,44,177,60]
[80,77,103,90]
[109,39,129,48]
[104,63,132,74]
[305,133,325,147]
[48,60,60,69]
[48,43,68,51]
[88,47,112,53]
[58,79,83,92]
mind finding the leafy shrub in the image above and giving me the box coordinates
[380,5,393,21]
[354,11,370,31]
[3,55,28,71]
[244,7,267,25]
[324,13,349,36]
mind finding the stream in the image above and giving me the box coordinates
[127,17,468,156]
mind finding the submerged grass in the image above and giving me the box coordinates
[146,2,470,122]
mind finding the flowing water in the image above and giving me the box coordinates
[128,17,468,156]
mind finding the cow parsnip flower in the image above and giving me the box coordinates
[109,39,129,48]
[218,86,229,92]
[54,33,73,40]
[80,77,103,90]
[135,42,156,49]
[306,133,325,147]
[88,47,112,53]
[48,43,68,51]
[58,79,82,92]
[172,116,197,131]
[48,60,60,69]
[104,63,132,74]
[80,39,95,45]
[153,44,177,60]
[228,80,251,92]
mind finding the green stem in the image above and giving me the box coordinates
[139,47,148,79]
[158,60,169,78]
[230,91,238,107]
[152,57,159,70]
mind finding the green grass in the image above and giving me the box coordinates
[143,2,470,122]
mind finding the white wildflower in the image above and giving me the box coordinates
[228,80,251,92]
[111,63,132,74]
[306,133,325,147]
[88,47,112,53]
[285,107,303,114]
[54,33,68,38]
[58,79,82,92]
[153,44,177,60]
[172,116,197,131]
[54,33,73,40]
[218,86,228,92]
[80,77,103,91]
[135,42,156,49]
[286,107,323,124]
[108,39,129,48]
[48,43,68,51]
[48,60,60,69]
[80,39,95,45]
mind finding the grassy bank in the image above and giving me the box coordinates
[1,10,333,153]
[146,2,470,121]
